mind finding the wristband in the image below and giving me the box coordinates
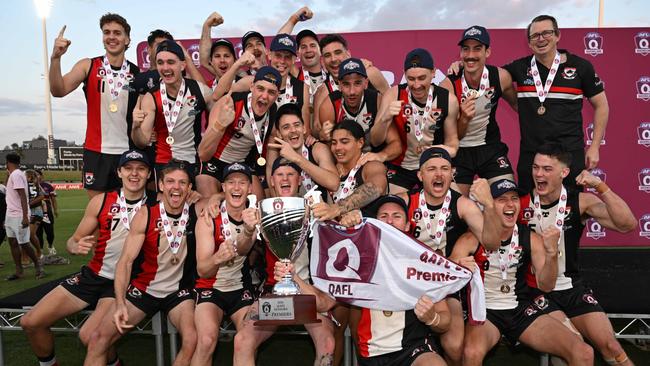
[426,312,440,327]
[596,182,610,195]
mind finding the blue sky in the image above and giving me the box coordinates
[1,0,648,149]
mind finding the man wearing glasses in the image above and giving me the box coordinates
[503,15,609,192]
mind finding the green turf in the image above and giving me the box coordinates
[0,170,82,183]
[0,190,647,365]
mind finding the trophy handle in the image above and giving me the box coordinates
[290,204,312,262]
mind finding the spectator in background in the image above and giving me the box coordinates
[0,183,6,266]
[36,170,58,255]
[25,170,45,260]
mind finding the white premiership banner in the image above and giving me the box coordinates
[310,218,486,324]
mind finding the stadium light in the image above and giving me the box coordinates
[34,0,57,165]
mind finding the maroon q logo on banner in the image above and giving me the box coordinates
[639,214,650,239]
[634,31,650,56]
[584,32,603,57]
[638,122,650,147]
[639,168,650,193]
[586,218,606,240]
[636,76,650,101]
[585,122,605,146]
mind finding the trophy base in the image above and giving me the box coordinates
[254,294,322,326]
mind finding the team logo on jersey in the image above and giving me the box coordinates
[586,168,606,193]
[97,68,107,78]
[200,290,213,298]
[429,108,442,123]
[125,73,134,83]
[362,113,373,125]
[521,207,534,222]
[586,218,606,240]
[402,104,413,117]
[155,218,163,232]
[66,274,81,286]
[496,156,510,169]
[562,67,577,80]
[634,32,650,56]
[186,95,197,107]
[84,172,95,185]
[128,286,142,298]
[585,122,605,146]
[236,116,247,130]
[109,203,120,216]
[639,168,650,193]
[583,32,604,57]
[147,77,155,90]
[272,198,284,214]
[413,208,422,222]
[638,122,650,147]
[636,76,650,101]
[639,214,650,239]
[484,87,495,99]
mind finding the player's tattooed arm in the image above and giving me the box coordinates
[336,182,382,215]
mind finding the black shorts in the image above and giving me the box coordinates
[517,149,585,193]
[545,284,605,319]
[357,336,440,366]
[386,163,421,192]
[126,285,194,316]
[453,143,513,184]
[60,266,115,306]
[198,157,227,181]
[195,287,255,316]
[486,294,552,345]
[83,150,122,191]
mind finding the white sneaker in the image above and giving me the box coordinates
[48,247,57,255]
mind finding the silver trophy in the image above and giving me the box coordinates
[259,197,310,296]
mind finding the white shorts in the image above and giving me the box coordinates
[5,216,30,244]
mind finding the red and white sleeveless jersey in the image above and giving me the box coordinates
[356,308,431,358]
[82,56,139,154]
[212,92,276,163]
[195,212,251,292]
[88,191,138,279]
[131,203,196,298]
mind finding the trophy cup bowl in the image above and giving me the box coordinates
[256,197,320,325]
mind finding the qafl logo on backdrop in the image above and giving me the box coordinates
[638,122,650,147]
[585,122,605,146]
[638,168,650,193]
[586,168,606,193]
[634,31,650,56]
[639,214,650,239]
[586,218,606,240]
[584,32,603,57]
[636,76,650,101]
[188,43,201,67]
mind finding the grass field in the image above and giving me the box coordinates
[0,170,82,184]
[0,190,647,365]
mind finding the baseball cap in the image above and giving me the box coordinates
[270,33,297,56]
[118,149,151,168]
[458,25,491,47]
[210,38,236,58]
[419,147,452,168]
[338,58,367,79]
[404,48,434,71]
[156,40,185,61]
[253,66,283,89]
[490,178,526,198]
[372,195,408,217]
[296,29,318,45]
[242,31,265,48]
[271,157,302,175]
[222,162,252,182]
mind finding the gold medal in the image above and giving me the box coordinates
[166,136,175,145]
[537,105,546,115]
[383,311,393,317]
[257,157,266,166]
[500,284,510,294]
[171,255,179,265]
[109,102,118,113]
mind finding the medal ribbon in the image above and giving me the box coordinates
[247,94,270,156]
[160,78,187,142]
[530,51,561,105]
[461,66,490,99]
[118,189,146,231]
[159,201,190,256]
[102,55,128,101]
[487,225,519,280]
[408,85,434,142]
[277,76,294,106]
[418,189,452,247]
[302,68,326,103]
[533,185,568,235]
[219,200,237,246]
[300,145,314,191]
[333,158,362,203]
